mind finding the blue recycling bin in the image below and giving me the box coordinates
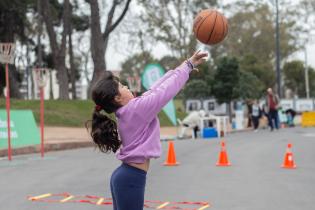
[202,127,218,138]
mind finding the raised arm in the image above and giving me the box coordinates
[133,51,208,122]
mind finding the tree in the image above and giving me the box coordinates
[182,80,211,101]
[0,0,36,98]
[237,71,265,100]
[299,0,315,33]
[210,1,300,88]
[136,0,217,59]
[212,56,240,119]
[41,0,71,99]
[309,67,315,98]
[87,0,132,93]
[159,55,181,71]
[120,51,157,80]
[240,54,275,89]
[68,1,90,99]
[283,60,315,98]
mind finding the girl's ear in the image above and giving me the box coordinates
[114,95,122,104]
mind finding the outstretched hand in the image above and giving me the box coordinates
[189,50,208,67]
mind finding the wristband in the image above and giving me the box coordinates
[185,59,194,70]
[186,59,199,72]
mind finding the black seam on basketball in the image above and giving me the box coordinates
[206,11,218,44]
[197,10,214,42]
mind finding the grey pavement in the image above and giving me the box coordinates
[0,127,315,210]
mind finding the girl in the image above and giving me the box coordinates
[251,100,261,132]
[87,51,207,210]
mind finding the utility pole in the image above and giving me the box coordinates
[275,0,281,98]
[304,47,310,98]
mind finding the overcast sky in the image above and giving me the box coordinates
[105,0,315,71]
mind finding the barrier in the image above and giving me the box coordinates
[301,112,315,127]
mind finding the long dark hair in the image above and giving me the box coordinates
[86,71,122,153]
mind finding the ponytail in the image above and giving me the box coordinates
[86,109,121,153]
[86,71,122,153]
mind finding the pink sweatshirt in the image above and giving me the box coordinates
[115,63,192,163]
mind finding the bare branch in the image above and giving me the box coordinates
[103,0,132,40]
[41,0,59,56]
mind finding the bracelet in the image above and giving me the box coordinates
[185,59,199,72]
[185,59,194,69]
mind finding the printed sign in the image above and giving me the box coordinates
[142,64,177,125]
[0,110,40,148]
[295,99,314,112]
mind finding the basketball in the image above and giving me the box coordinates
[193,9,228,45]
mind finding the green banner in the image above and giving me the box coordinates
[142,64,177,125]
[0,110,40,148]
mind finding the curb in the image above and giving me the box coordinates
[0,141,93,158]
[229,128,253,133]
[0,128,254,158]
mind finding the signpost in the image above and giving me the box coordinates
[0,110,40,149]
[33,68,49,158]
[0,43,16,160]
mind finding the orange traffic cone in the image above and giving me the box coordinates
[282,143,296,169]
[216,141,231,166]
[164,141,179,166]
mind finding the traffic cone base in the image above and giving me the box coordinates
[163,141,180,166]
[216,141,231,167]
[164,162,180,166]
[216,163,231,166]
[281,144,297,169]
[282,165,296,169]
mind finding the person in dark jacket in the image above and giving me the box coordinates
[265,88,280,131]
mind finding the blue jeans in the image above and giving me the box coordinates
[110,163,147,210]
[268,109,279,130]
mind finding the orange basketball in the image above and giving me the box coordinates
[193,9,228,45]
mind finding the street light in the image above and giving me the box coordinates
[268,0,281,98]
[304,46,310,98]
[275,0,281,98]
[304,34,315,99]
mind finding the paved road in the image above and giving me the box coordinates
[1,127,314,210]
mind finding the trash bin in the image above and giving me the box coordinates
[202,127,218,138]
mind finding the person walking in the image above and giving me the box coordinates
[86,51,207,210]
[265,88,280,131]
[251,100,261,132]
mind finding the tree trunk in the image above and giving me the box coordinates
[0,65,21,98]
[68,24,77,99]
[89,0,106,90]
[88,0,132,96]
[55,55,69,99]
[1,11,22,98]
[49,69,54,99]
[41,0,70,99]
[228,101,233,123]
[8,65,22,98]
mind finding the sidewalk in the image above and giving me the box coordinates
[0,126,179,157]
[0,126,254,157]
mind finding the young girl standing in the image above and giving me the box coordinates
[87,51,207,210]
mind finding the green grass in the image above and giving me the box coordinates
[0,99,187,127]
